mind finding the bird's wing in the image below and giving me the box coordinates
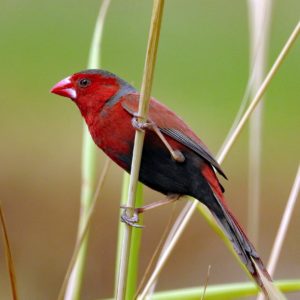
[121,94,227,179]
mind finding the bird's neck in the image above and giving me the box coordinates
[77,84,136,128]
[76,100,102,127]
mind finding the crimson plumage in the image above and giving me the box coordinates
[51,69,271,292]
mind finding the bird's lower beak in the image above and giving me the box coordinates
[50,77,77,99]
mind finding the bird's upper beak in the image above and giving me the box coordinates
[50,76,77,99]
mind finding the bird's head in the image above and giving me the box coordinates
[51,69,129,116]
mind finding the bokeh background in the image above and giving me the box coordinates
[1,0,299,299]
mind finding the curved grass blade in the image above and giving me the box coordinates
[59,2,112,298]
[0,204,18,300]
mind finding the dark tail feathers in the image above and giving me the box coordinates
[205,193,271,291]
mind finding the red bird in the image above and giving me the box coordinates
[51,69,271,291]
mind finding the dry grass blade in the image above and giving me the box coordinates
[247,0,272,244]
[144,200,194,297]
[137,201,196,300]
[87,0,112,68]
[138,21,300,299]
[257,165,300,300]
[200,265,211,300]
[253,259,285,300]
[218,20,300,163]
[218,2,271,159]
[267,165,300,275]
[0,204,18,300]
[135,204,176,299]
[63,1,111,299]
[115,1,165,299]
[57,159,110,300]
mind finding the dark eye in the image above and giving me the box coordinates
[78,78,91,88]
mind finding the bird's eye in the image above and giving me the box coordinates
[78,78,91,88]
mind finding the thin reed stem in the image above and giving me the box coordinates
[115,1,165,299]
[62,1,111,299]
[218,21,299,163]
[257,165,300,300]
[144,201,193,297]
[115,174,144,300]
[0,205,18,300]
[135,203,176,298]
[247,0,272,245]
[93,280,299,300]
[138,21,300,299]
[58,159,110,300]
[148,280,299,299]
[267,165,300,275]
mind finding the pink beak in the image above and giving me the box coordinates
[50,77,77,99]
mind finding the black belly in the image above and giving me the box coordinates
[115,131,211,200]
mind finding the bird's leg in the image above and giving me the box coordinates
[120,194,181,228]
[132,116,185,163]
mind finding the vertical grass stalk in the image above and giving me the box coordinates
[247,0,272,245]
[64,1,111,299]
[0,205,18,300]
[139,21,300,299]
[58,159,110,300]
[257,165,300,300]
[115,1,165,299]
[115,174,144,300]
[267,165,300,276]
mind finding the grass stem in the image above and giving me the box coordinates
[257,165,300,300]
[58,159,110,300]
[114,174,144,300]
[115,1,165,299]
[62,1,111,299]
[101,280,300,300]
[247,0,272,245]
[0,205,18,300]
[267,165,300,276]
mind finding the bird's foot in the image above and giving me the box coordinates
[120,206,144,228]
[131,115,154,132]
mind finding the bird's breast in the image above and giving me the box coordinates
[88,102,136,171]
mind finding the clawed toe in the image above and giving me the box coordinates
[120,206,144,228]
[131,117,145,132]
[131,116,154,132]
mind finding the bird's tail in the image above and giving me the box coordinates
[199,165,271,293]
[203,189,272,295]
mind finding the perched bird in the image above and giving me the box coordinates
[51,69,271,292]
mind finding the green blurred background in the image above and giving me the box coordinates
[0,0,299,299]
